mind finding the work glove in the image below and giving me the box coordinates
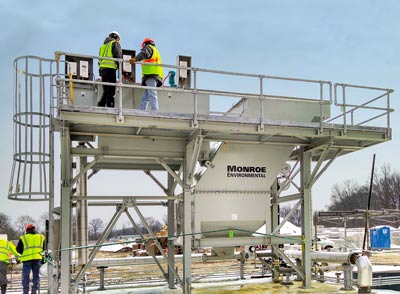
[129,57,136,64]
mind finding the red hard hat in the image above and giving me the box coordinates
[142,38,155,48]
[25,223,36,232]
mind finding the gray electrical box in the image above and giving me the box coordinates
[65,55,94,80]
[177,55,191,88]
[122,49,136,84]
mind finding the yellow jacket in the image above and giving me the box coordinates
[18,233,44,262]
[0,239,20,264]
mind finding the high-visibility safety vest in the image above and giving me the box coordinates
[142,44,164,79]
[0,239,19,264]
[99,40,118,69]
[19,234,44,262]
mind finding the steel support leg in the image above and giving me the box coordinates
[183,144,193,293]
[168,174,176,289]
[300,147,312,288]
[76,144,88,265]
[60,127,72,294]
[270,179,280,282]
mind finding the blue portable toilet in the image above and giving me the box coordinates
[370,226,391,250]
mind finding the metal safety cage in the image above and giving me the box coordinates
[8,56,56,201]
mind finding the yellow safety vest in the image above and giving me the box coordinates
[142,44,164,79]
[19,234,44,262]
[0,239,19,264]
[99,40,117,69]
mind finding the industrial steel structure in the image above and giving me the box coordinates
[8,51,393,293]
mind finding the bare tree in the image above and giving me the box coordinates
[325,165,400,227]
[38,211,49,234]
[88,218,104,240]
[0,213,18,239]
[373,164,400,210]
[280,205,301,227]
[15,215,37,235]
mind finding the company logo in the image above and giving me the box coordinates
[227,165,266,178]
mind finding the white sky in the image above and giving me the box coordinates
[0,0,399,229]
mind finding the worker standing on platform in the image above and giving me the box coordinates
[0,235,20,294]
[130,38,164,111]
[16,224,45,294]
[97,31,123,108]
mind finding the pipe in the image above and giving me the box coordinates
[284,249,360,263]
[355,255,372,293]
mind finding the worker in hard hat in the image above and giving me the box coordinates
[130,38,164,111]
[97,31,123,108]
[0,235,20,294]
[16,224,45,294]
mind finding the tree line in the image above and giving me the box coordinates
[0,212,164,241]
[281,164,400,228]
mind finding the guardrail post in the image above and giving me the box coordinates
[319,82,324,134]
[387,91,391,137]
[192,69,198,128]
[117,60,124,122]
[342,85,347,135]
[258,75,264,132]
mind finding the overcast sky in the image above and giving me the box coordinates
[0,0,399,229]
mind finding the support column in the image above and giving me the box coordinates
[60,127,72,294]
[300,147,312,288]
[48,110,57,294]
[270,179,280,281]
[167,174,176,289]
[183,144,193,293]
[76,143,88,265]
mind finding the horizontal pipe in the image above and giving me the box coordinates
[283,250,359,263]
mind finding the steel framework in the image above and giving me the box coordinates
[8,53,393,294]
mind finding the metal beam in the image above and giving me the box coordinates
[272,199,302,235]
[274,247,305,280]
[125,210,168,280]
[186,131,204,183]
[144,170,168,193]
[73,204,124,289]
[72,195,179,200]
[157,158,183,188]
[306,143,332,189]
[194,236,303,247]
[71,155,103,185]
[167,174,176,289]
[276,193,302,204]
[129,201,182,284]
[300,147,312,288]
[60,127,72,294]
[310,149,343,187]
[59,109,390,143]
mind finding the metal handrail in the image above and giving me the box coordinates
[53,51,394,133]
[327,83,394,134]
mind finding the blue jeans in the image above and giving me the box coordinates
[22,260,41,294]
[140,77,159,111]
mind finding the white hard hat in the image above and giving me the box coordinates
[109,31,120,40]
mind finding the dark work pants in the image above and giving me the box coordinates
[98,68,117,107]
[22,260,41,294]
[0,262,7,294]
